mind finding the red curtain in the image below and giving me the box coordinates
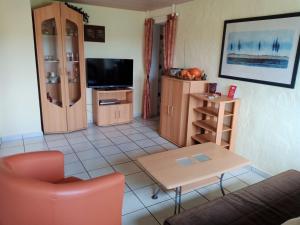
[142,18,154,119]
[163,14,178,73]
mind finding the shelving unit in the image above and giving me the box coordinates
[92,89,133,126]
[186,93,240,151]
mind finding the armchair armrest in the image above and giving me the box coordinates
[54,172,125,225]
[4,151,64,183]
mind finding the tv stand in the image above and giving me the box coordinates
[92,88,133,126]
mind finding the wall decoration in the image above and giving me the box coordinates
[219,12,300,88]
[84,25,105,42]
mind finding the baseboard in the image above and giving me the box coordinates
[1,134,23,142]
[250,166,272,178]
[22,132,44,139]
[1,131,43,143]
[87,122,95,127]
[134,112,142,118]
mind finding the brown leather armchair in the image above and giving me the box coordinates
[0,151,125,225]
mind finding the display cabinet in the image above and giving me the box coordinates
[34,2,87,133]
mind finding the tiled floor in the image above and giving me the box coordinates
[0,117,266,225]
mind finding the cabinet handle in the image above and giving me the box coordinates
[115,111,117,119]
[118,110,120,118]
[167,105,170,115]
[171,106,174,115]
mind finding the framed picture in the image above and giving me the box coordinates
[219,12,300,88]
[84,25,105,42]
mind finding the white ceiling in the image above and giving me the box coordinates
[70,0,194,11]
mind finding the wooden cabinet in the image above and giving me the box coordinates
[93,89,133,126]
[186,94,240,151]
[160,77,173,141]
[34,2,87,134]
[97,105,118,126]
[118,104,132,124]
[159,76,207,147]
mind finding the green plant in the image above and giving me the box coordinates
[65,2,89,23]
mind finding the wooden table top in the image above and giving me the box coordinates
[137,142,250,190]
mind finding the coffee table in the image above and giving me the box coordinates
[137,142,250,215]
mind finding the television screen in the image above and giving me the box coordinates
[86,58,133,88]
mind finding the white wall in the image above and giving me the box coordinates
[0,0,42,139]
[74,4,145,122]
[150,0,300,175]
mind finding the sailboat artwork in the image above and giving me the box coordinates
[219,13,300,88]
[226,30,294,69]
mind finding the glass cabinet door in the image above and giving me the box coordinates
[34,3,68,133]
[61,3,87,132]
[42,19,63,107]
[65,20,81,107]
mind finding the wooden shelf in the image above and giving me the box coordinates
[119,100,131,105]
[44,60,59,63]
[194,107,233,117]
[191,133,229,147]
[192,120,231,133]
[46,82,60,85]
[190,93,237,103]
[42,34,57,37]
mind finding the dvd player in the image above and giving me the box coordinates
[99,99,121,105]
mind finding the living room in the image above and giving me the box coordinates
[0,0,299,225]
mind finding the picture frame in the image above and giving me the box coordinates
[219,12,300,89]
[84,25,105,42]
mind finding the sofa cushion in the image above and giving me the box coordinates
[164,170,300,225]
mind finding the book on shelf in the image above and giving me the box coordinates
[228,85,237,98]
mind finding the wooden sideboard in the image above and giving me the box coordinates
[93,89,133,126]
[159,76,207,147]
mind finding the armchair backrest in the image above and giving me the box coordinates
[0,158,56,225]
[0,152,125,225]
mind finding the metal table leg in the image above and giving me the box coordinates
[174,186,182,215]
[178,187,182,214]
[152,187,161,199]
[220,173,225,196]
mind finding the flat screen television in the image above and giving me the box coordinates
[86,58,133,88]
